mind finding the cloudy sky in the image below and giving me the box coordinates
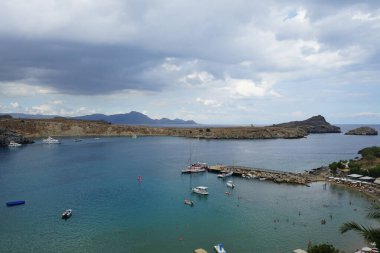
[0,0,379,124]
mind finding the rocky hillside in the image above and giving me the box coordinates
[0,118,308,141]
[272,115,341,133]
[345,126,378,136]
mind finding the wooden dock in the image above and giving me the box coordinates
[208,164,313,185]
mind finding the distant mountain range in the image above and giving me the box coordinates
[1,111,197,125]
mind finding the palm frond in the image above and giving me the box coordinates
[340,221,380,245]
[367,204,380,219]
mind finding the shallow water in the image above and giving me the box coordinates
[1,126,380,252]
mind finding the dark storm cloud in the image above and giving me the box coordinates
[0,37,164,95]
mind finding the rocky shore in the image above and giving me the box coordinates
[0,129,34,146]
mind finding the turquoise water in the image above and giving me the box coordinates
[1,126,380,253]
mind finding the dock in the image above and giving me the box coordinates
[208,165,321,185]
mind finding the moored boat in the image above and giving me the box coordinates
[184,199,194,206]
[62,209,72,219]
[8,141,22,147]
[226,181,235,188]
[192,186,209,195]
[6,200,25,206]
[217,171,233,178]
[43,136,61,144]
[181,162,208,174]
[214,243,227,253]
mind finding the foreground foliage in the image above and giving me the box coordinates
[341,204,380,247]
[308,243,340,253]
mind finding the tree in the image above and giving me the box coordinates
[340,204,380,246]
[308,243,340,253]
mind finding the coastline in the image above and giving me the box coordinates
[208,164,380,204]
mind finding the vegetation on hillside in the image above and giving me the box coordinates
[328,146,380,177]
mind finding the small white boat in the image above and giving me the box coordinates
[259,177,267,181]
[184,199,194,206]
[8,141,22,147]
[214,243,227,253]
[43,136,60,144]
[192,186,209,195]
[226,181,235,188]
[62,209,72,219]
[217,171,233,178]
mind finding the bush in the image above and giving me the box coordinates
[359,146,380,159]
[308,243,340,253]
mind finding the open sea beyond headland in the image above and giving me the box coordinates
[1,124,380,253]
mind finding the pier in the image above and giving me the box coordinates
[207,165,326,185]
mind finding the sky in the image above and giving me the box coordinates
[0,0,379,124]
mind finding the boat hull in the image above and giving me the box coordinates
[6,200,25,206]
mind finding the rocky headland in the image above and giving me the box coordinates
[345,126,378,136]
[0,117,309,145]
[271,115,341,133]
[0,114,344,146]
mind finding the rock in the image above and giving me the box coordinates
[272,115,341,134]
[345,126,378,136]
[0,129,34,146]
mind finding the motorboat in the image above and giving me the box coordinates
[8,141,22,147]
[184,199,194,206]
[226,181,235,188]
[43,136,61,144]
[214,243,227,253]
[192,186,209,195]
[62,209,72,219]
[181,162,208,174]
[74,138,82,142]
[217,171,233,178]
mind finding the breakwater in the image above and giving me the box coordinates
[208,165,327,185]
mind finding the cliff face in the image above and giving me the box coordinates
[345,127,378,136]
[0,118,308,140]
[272,115,341,133]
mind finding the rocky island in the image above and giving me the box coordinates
[345,126,378,136]
[272,115,341,133]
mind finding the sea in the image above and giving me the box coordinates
[0,124,380,253]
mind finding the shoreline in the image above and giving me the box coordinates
[208,164,380,203]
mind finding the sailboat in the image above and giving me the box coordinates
[181,146,208,173]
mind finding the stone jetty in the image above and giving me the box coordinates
[208,165,321,185]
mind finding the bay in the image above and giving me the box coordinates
[0,124,379,252]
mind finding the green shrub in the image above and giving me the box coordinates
[308,243,340,253]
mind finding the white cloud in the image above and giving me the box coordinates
[352,12,380,22]
[195,98,222,108]
[0,82,55,97]
[179,71,215,86]
[10,102,19,108]
[223,77,280,98]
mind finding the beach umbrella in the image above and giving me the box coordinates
[362,246,372,252]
